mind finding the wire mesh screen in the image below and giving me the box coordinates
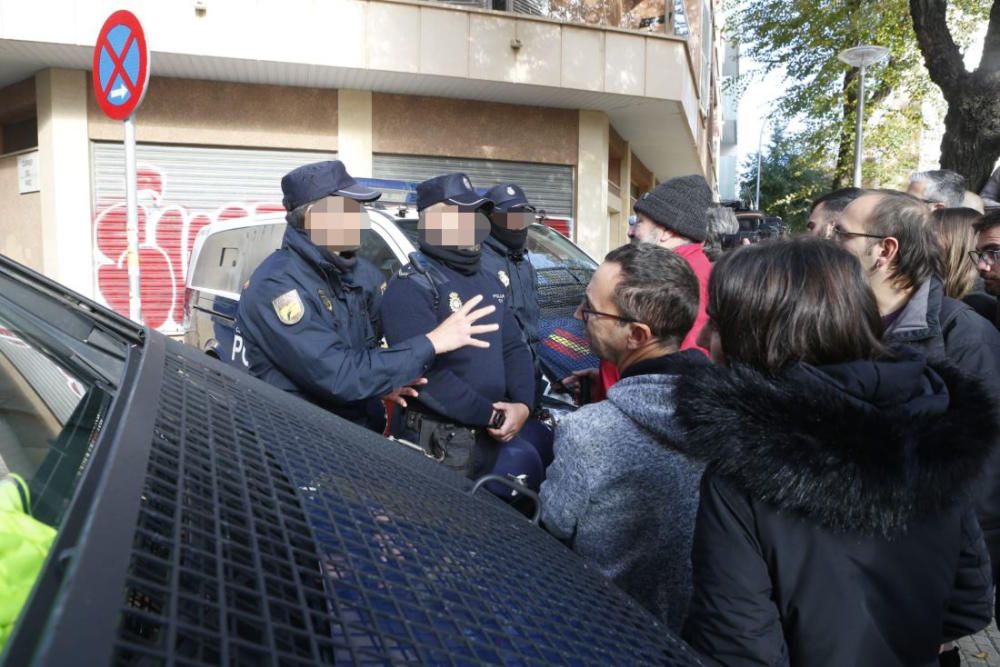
[111,341,702,666]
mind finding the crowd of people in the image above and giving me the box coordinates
[235,160,1000,666]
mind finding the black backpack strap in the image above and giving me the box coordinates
[398,251,443,311]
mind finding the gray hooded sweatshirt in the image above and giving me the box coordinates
[540,350,708,631]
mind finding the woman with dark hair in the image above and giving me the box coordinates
[678,237,996,666]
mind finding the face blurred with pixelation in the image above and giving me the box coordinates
[304,196,369,251]
[492,210,534,231]
[419,203,490,249]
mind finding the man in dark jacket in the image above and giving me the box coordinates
[236,161,499,429]
[381,173,546,498]
[835,189,1000,622]
[540,242,707,632]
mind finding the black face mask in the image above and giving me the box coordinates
[418,239,481,276]
[490,222,528,254]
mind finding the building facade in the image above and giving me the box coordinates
[0,0,723,334]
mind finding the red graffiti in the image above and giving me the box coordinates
[93,165,282,333]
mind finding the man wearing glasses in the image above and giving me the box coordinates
[972,210,1000,302]
[835,190,1000,630]
[541,242,708,633]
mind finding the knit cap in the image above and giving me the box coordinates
[633,174,712,242]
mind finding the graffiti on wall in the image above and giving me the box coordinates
[93,165,284,333]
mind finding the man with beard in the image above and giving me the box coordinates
[380,173,546,501]
[973,211,1000,306]
[835,190,1000,652]
[540,242,707,632]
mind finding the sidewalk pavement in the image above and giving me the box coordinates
[960,622,1000,665]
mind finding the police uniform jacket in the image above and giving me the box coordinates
[480,235,541,360]
[381,254,536,426]
[236,225,434,423]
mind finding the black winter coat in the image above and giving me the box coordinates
[883,277,1000,616]
[677,354,997,667]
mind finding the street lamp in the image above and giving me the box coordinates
[838,45,890,187]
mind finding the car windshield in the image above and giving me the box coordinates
[0,269,122,528]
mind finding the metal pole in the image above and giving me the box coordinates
[754,122,764,210]
[853,64,865,188]
[124,114,142,323]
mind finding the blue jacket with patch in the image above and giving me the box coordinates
[235,225,434,424]
[381,253,536,426]
[480,235,541,361]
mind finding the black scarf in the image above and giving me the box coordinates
[489,223,528,259]
[419,240,481,276]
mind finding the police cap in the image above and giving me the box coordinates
[416,173,493,212]
[281,160,381,211]
[485,183,536,212]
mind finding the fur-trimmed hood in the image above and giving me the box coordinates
[672,353,1000,537]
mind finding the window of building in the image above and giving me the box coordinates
[1,116,38,155]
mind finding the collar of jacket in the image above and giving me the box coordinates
[883,277,943,344]
[619,349,709,380]
[282,225,357,282]
[673,354,999,537]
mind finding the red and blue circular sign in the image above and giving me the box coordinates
[92,10,150,120]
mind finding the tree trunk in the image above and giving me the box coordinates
[910,0,1000,192]
[832,69,857,190]
[939,79,1000,192]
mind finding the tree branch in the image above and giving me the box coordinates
[909,0,967,97]
[980,0,1000,75]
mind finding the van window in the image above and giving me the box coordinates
[190,223,285,294]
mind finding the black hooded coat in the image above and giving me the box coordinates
[677,355,997,667]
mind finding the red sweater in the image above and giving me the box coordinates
[599,242,711,394]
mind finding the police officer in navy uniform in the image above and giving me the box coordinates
[380,173,546,499]
[236,160,499,430]
[482,185,544,387]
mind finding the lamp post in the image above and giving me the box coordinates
[838,45,890,187]
[754,120,766,211]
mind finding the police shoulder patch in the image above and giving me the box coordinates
[272,289,305,325]
[448,292,463,312]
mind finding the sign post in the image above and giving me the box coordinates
[93,10,150,323]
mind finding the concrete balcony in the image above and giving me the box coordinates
[0,0,705,177]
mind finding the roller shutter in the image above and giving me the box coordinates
[91,143,334,334]
[372,154,573,219]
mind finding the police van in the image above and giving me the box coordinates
[182,187,600,392]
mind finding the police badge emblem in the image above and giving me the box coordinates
[506,186,516,196]
[497,270,510,287]
[448,292,463,312]
[272,289,305,325]
[463,177,472,190]
[317,289,334,312]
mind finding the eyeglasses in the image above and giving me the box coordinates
[831,226,888,242]
[576,298,637,324]
[969,249,1000,267]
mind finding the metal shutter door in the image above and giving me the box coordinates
[372,154,573,218]
[92,143,334,334]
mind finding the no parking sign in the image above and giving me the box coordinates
[92,10,150,121]
[93,9,151,322]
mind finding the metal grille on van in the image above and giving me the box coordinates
[108,342,701,665]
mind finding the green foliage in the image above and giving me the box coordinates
[739,130,833,230]
[729,0,985,187]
